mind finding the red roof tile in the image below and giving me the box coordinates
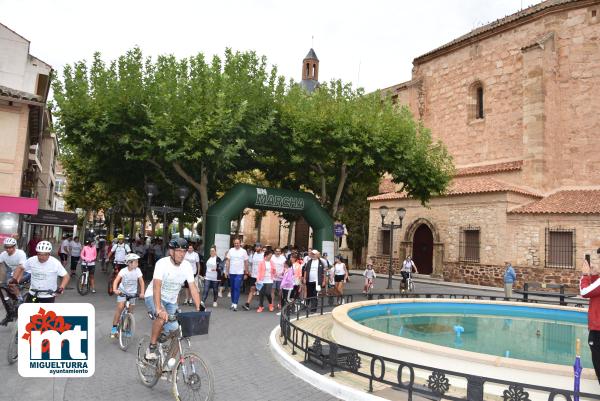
[368,176,540,202]
[509,190,600,214]
[455,160,523,177]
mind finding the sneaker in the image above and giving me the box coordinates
[257,307,264,313]
[110,327,118,338]
[218,290,223,298]
[92,289,96,293]
[200,301,206,311]
[213,302,218,308]
[268,304,274,312]
[124,331,133,338]
[233,304,238,311]
[0,315,11,326]
[227,292,231,298]
[242,303,250,311]
[145,345,158,360]
[277,303,281,310]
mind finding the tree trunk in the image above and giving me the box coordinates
[287,220,295,246]
[332,162,348,218]
[172,161,208,245]
[256,212,263,243]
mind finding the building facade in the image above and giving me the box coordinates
[368,0,600,288]
[0,22,57,243]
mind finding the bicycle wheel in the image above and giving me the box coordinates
[408,280,415,292]
[7,324,18,364]
[118,313,135,351]
[172,352,214,401]
[136,335,160,387]
[77,273,90,296]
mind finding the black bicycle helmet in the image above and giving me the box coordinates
[168,237,188,249]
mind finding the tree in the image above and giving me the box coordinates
[267,80,454,219]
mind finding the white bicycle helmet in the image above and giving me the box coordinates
[125,253,140,263]
[3,237,17,247]
[35,240,53,253]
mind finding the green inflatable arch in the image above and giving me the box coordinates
[204,184,334,263]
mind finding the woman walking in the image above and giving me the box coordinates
[256,249,276,312]
[202,246,221,308]
[333,255,349,297]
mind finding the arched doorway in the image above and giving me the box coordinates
[412,224,433,275]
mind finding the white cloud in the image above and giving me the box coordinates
[1,0,535,92]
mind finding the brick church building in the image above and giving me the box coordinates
[368,0,600,288]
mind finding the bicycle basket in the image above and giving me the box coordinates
[177,311,211,337]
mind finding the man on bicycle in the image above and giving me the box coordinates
[0,237,28,324]
[401,255,418,292]
[144,238,202,360]
[108,234,131,272]
[12,241,69,303]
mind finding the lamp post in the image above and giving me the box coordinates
[178,186,189,238]
[379,206,406,290]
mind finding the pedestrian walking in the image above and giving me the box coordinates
[303,249,326,312]
[271,247,287,309]
[184,244,201,305]
[225,238,249,311]
[503,261,516,298]
[69,236,82,276]
[243,243,264,311]
[202,246,221,308]
[256,249,276,313]
[333,255,349,297]
[59,234,71,269]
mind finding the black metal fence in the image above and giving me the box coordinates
[279,292,598,401]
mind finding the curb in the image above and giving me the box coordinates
[269,325,388,401]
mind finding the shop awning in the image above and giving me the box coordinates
[0,196,39,214]
[27,209,77,227]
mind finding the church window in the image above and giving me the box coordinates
[545,228,575,268]
[459,226,480,263]
[468,81,485,120]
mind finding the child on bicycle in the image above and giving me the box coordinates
[363,260,376,294]
[111,253,145,338]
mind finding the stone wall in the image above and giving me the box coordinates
[393,4,600,190]
[443,261,582,290]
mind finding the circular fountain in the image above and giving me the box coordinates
[332,298,600,397]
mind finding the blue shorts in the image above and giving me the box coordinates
[144,296,178,332]
[273,280,282,290]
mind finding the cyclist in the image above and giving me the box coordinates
[144,238,202,360]
[401,255,418,292]
[59,234,71,269]
[111,253,145,338]
[108,234,131,272]
[0,237,28,324]
[363,262,376,294]
[12,241,69,303]
[81,239,97,293]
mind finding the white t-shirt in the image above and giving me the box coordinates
[144,257,194,304]
[261,260,273,284]
[111,243,131,263]
[0,249,27,276]
[205,256,219,281]
[364,268,376,279]
[117,267,143,295]
[184,251,200,275]
[250,252,264,278]
[69,241,82,257]
[308,259,320,283]
[60,239,70,254]
[24,256,67,298]
[227,247,248,275]
[271,255,286,280]
[334,262,346,276]
[402,260,415,272]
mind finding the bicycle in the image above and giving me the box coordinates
[400,271,415,293]
[77,262,93,296]
[7,289,57,365]
[366,278,374,295]
[115,293,138,351]
[0,278,30,326]
[136,312,214,401]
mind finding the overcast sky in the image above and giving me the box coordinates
[1,0,539,92]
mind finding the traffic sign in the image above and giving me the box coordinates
[334,224,345,238]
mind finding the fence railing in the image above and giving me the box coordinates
[279,292,598,401]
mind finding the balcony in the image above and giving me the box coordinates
[28,143,42,172]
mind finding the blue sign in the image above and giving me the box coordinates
[334,224,345,238]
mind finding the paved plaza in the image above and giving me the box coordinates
[0,269,514,401]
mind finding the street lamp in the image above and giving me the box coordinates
[177,186,189,237]
[379,206,407,290]
[145,183,185,254]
